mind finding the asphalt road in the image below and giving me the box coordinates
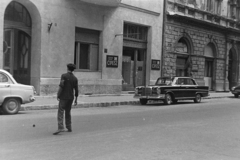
[1,98,240,160]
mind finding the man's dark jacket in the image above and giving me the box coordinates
[57,72,78,100]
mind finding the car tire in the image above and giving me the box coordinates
[140,99,148,105]
[164,93,172,105]
[194,94,201,103]
[234,94,239,98]
[2,98,21,114]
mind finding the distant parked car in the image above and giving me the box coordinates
[231,85,240,98]
[134,76,209,105]
[0,69,35,114]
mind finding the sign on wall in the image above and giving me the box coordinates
[151,59,160,70]
[106,55,118,68]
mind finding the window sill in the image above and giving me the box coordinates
[74,69,101,72]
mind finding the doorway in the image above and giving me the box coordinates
[3,1,32,85]
[122,47,146,91]
[228,49,238,90]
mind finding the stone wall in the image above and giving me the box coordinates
[163,19,227,90]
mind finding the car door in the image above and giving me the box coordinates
[185,78,197,98]
[0,72,11,104]
[173,78,187,98]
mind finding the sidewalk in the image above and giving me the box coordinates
[21,91,234,111]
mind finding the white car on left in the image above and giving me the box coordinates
[0,69,35,114]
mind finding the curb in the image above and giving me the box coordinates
[20,96,233,111]
[21,101,140,111]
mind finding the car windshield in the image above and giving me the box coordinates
[155,77,173,86]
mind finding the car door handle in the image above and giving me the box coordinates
[5,84,10,87]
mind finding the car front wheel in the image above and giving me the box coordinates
[194,94,201,103]
[234,94,239,98]
[164,93,172,105]
[140,99,148,105]
[2,98,21,114]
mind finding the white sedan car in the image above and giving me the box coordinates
[0,69,35,114]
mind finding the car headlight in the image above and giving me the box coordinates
[231,86,236,91]
[157,88,161,94]
[135,88,138,94]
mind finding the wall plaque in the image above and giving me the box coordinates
[106,55,118,68]
[151,59,160,70]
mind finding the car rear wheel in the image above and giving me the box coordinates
[234,94,239,98]
[2,98,21,114]
[194,94,201,103]
[140,99,148,105]
[164,93,172,105]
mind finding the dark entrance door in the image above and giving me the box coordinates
[122,47,146,91]
[3,29,31,85]
[228,49,238,90]
[176,56,191,76]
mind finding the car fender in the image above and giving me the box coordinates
[0,96,23,106]
[165,90,175,99]
[195,91,208,97]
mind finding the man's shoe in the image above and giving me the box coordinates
[67,129,72,132]
[53,129,65,135]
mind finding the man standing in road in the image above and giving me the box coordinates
[53,63,79,135]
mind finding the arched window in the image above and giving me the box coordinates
[204,43,215,78]
[176,38,191,76]
[204,43,214,58]
[175,38,188,54]
[4,1,32,27]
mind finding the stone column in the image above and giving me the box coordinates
[224,40,231,91]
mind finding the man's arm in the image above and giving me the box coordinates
[57,86,63,101]
[73,79,79,105]
[57,76,64,101]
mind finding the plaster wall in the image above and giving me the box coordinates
[121,0,162,13]
[39,1,163,95]
[0,0,164,95]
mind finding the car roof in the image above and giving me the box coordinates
[0,69,17,83]
[0,69,11,75]
[158,76,192,79]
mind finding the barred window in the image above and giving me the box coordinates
[123,23,147,41]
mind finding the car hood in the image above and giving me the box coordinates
[15,83,34,89]
[137,85,169,88]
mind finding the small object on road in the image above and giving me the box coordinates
[33,124,35,127]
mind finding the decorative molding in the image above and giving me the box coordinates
[119,3,160,16]
[168,51,225,60]
[167,1,240,32]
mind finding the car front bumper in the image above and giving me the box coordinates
[231,91,240,95]
[134,94,166,99]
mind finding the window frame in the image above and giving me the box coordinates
[205,59,213,77]
[74,41,99,72]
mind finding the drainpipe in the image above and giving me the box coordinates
[161,0,167,77]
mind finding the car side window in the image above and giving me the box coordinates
[0,73,9,83]
[176,78,185,85]
[189,79,196,85]
[185,78,192,85]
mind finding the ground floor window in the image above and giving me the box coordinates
[74,27,100,71]
[74,42,98,70]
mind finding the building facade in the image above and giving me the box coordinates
[163,0,240,91]
[0,0,164,95]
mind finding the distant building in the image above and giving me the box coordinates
[163,0,240,91]
[0,0,164,95]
